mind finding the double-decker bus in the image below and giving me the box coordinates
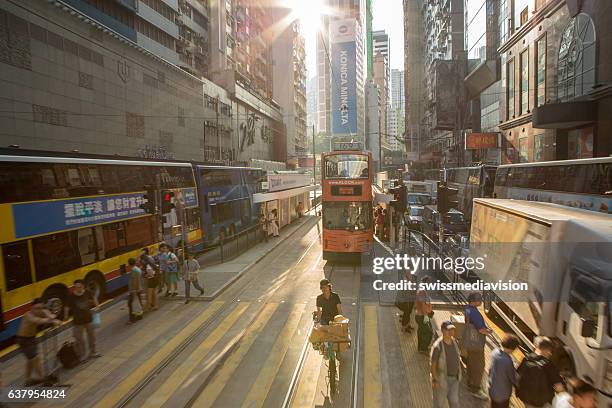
[494,157,612,214]
[444,165,497,220]
[195,166,265,246]
[0,153,198,342]
[321,144,373,261]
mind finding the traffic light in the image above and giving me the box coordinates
[161,190,175,214]
[140,185,156,214]
[437,182,459,214]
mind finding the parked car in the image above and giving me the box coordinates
[405,205,424,231]
[422,206,468,242]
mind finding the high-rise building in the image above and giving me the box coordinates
[403,0,425,157]
[209,0,274,99]
[272,17,307,162]
[306,76,318,134]
[366,79,381,170]
[373,52,389,150]
[390,69,405,151]
[316,0,366,138]
[372,30,389,60]
[366,0,373,79]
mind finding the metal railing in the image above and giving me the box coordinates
[196,224,267,267]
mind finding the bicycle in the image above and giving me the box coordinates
[310,313,350,396]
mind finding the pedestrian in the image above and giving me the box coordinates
[259,213,268,242]
[463,292,492,399]
[64,279,101,361]
[183,252,205,304]
[296,201,304,219]
[270,209,280,237]
[430,320,462,408]
[488,333,520,408]
[517,336,564,408]
[396,272,416,332]
[127,258,144,323]
[16,298,61,386]
[415,276,434,353]
[553,378,596,408]
[140,248,159,311]
[375,207,385,238]
[159,243,179,297]
[154,245,165,295]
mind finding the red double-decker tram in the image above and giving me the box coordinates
[321,143,373,262]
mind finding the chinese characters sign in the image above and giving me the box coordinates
[465,133,499,149]
[12,193,147,238]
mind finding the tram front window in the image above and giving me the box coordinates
[323,202,372,231]
[324,155,369,179]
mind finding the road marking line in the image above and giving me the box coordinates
[93,301,224,408]
[142,302,251,407]
[290,348,322,408]
[363,305,383,408]
[192,302,278,408]
[241,303,306,408]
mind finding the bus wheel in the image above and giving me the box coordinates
[85,272,106,301]
[42,285,67,320]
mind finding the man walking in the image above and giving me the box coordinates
[431,320,462,408]
[64,279,100,360]
[141,248,159,311]
[517,336,564,408]
[488,333,520,408]
[16,299,61,385]
[464,292,492,399]
[183,252,204,304]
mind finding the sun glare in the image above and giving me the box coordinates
[288,0,324,31]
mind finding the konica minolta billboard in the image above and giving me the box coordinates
[330,19,357,136]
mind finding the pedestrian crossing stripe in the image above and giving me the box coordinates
[192,302,278,407]
[241,303,306,408]
[93,301,225,408]
[142,302,251,407]
[363,305,383,408]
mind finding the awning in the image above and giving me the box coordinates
[532,100,597,129]
[253,185,318,203]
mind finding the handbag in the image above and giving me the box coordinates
[91,311,101,328]
[461,311,485,351]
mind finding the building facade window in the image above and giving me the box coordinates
[535,36,546,107]
[520,49,529,114]
[534,133,555,161]
[557,14,596,102]
[519,137,529,162]
[499,0,509,44]
[507,59,515,119]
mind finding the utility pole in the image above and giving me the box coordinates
[215,96,220,162]
[312,124,317,209]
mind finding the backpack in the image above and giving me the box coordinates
[517,354,550,406]
[57,341,80,369]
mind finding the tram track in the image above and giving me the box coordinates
[112,216,323,408]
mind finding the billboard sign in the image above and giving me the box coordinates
[465,132,499,149]
[330,19,358,136]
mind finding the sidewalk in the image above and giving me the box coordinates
[171,214,319,301]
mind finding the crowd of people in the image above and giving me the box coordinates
[397,286,598,408]
[15,242,206,386]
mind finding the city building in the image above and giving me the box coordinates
[373,52,389,150]
[366,0,373,79]
[372,29,391,148]
[390,68,405,151]
[272,17,308,164]
[209,0,274,100]
[498,0,612,162]
[423,0,465,167]
[306,76,318,134]
[316,0,366,137]
[403,0,425,158]
[0,0,286,164]
[463,0,502,164]
[366,79,381,170]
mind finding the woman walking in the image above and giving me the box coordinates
[269,209,280,237]
[183,252,204,304]
[159,244,179,296]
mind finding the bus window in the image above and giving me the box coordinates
[66,167,83,187]
[77,228,97,265]
[240,198,251,225]
[185,208,201,232]
[102,222,127,258]
[2,241,32,291]
[324,155,369,179]
[569,276,600,340]
[323,202,372,231]
[125,217,155,249]
[32,231,82,281]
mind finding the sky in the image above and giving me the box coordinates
[304,0,405,79]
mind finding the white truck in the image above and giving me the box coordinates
[469,198,612,403]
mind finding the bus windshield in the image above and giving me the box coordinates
[324,155,369,179]
[410,207,424,216]
[323,201,372,231]
[407,194,431,206]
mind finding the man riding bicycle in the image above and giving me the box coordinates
[315,279,343,325]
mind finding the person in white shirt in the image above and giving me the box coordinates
[553,378,596,408]
[183,252,204,304]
